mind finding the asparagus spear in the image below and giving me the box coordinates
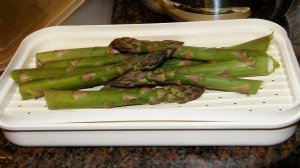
[109,33,273,55]
[19,49,175,100]
[41,54,128,68]
[13,47,186,84]
[156,54,279,77]
[36,46,119,67]
[11,54,130,84]
[171,48,267,61]
[107,71,263,94]
[10,65,112,85]
[109,37,184,53]
[161,58,203,68]
[44,85,205,109]
[19,70,119,100]
[162,58,203,67]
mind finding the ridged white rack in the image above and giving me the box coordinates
[0,19,299,147]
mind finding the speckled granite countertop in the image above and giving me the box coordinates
[0,0,300,167]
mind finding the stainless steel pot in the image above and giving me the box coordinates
[142,0,294,21]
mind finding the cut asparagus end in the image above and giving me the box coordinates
[230,80,263,95]
[227,32,274,52]
[10,70,21,84]
[244,80,263,94]
[192,75,263,94]
[272,57,280,70]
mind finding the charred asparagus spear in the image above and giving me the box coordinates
[20,49,175,100]
[36,46,119,67]
[44,85,205,109]
[107,71,263,94]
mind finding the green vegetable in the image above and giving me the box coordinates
[109,37,184,53]
[107,71,263,94]
[226,32,273,52]
[158,54,279,77]
[41,54,128,68]
[44,85,205,109]
[36,46,117,67]
[19,49,175,99]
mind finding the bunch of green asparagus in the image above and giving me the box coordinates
[9,33,278,109]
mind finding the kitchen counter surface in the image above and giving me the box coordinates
[1,0,300,167]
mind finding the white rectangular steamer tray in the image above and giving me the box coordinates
[0,19,299,146]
